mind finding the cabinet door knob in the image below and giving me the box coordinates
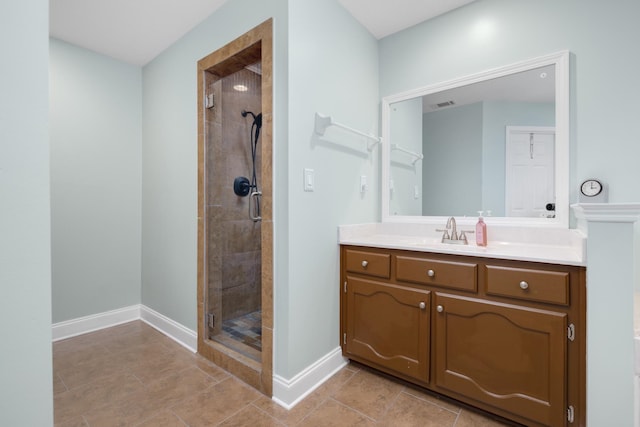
[419,301,426,310]
[361,260,368,268]
[436,305,444,313]
[519,281,529,290]
[427,269,435,277]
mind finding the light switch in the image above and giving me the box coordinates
[304,168,314,192]
[414,185,420,199]
[360,175,367,193]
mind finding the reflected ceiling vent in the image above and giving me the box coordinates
[432,100,456,109]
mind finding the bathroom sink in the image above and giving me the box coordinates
[338,223,586,266]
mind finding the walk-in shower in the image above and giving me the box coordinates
[197,20,273,396]
[204,65,263,363]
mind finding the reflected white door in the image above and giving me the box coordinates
[505,126,555,218]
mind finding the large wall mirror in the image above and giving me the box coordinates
[381,51,570,227]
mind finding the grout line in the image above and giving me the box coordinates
[56,373,70,394]
[170,409,190,427]
[378,388,403,422]
[327,397,378,423]
[400,388,461,415]
[248,402,288,426]
[452,410,461,426]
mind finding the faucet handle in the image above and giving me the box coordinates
[435,228,450,241]
[459,230,474,244]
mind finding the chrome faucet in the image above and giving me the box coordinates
[446,216,458,240]
[437,217,473,245]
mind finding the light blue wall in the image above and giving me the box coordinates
[421,101,554,217]
[389,97,423,216]
[49,39,142,322]
[422,102,483,216]
[141,0,288,331]
[0,0,53,424]
[283,0,379,377]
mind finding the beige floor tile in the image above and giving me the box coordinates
[298,398,376,427]
[126,350,195,384]
[52,320,519,427]
[55,351,129,390]
[251,393,325,426]
[82,388,164,427]
[53,342,111,372]
[54,415,89,427]
[53,334,105,357]
[171,376,262,426]
[135,410,188,426]
[218,405,285,426]
[145,366,217,407]
[402,385,462,414]
[332,368,404,420]
[378,392,458,427]
[53,372,145,424]
[311,365,358,400]
[100,327,165,354]
[53,373,68,395]
[454,408,514,427]
[91,320,150,340]
[193,355,233,382]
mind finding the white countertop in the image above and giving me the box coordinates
[338,222,586,266]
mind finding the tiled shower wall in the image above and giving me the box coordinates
[206,68,262,337]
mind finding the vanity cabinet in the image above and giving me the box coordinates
[433,293,567,426]
[340,245,586,427]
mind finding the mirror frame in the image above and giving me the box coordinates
[381,50,570,228]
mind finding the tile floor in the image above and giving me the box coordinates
[53,321,516,426]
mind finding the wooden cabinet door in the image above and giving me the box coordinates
[434,293,567,427]
[345,277,430,383]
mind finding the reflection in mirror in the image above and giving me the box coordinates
[382,51,569,227]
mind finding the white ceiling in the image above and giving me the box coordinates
[49,0,476,66]
[49,0,230,66]
[338,0,476,39]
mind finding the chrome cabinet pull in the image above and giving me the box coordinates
[361,260,368,268]
[419,301,426,310]
[427,269,435,277]
[519,281,529,290]
[437,305,444,313]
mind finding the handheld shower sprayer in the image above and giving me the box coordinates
[234,109,263,222]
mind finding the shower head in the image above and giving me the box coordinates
[241,109,256,119]
[241,110,262,129]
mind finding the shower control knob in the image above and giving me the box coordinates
[361,260,368,268]
[427,269,435,277]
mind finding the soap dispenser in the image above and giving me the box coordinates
[476,211,487,247]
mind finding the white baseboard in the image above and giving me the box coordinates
[272,346,348,409]
[52,305,140,341]
[51,304,197,353]
[140,305,197,352]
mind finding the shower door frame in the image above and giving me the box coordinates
[196,19,273,396]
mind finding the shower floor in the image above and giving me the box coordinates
[212,310,262,362]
